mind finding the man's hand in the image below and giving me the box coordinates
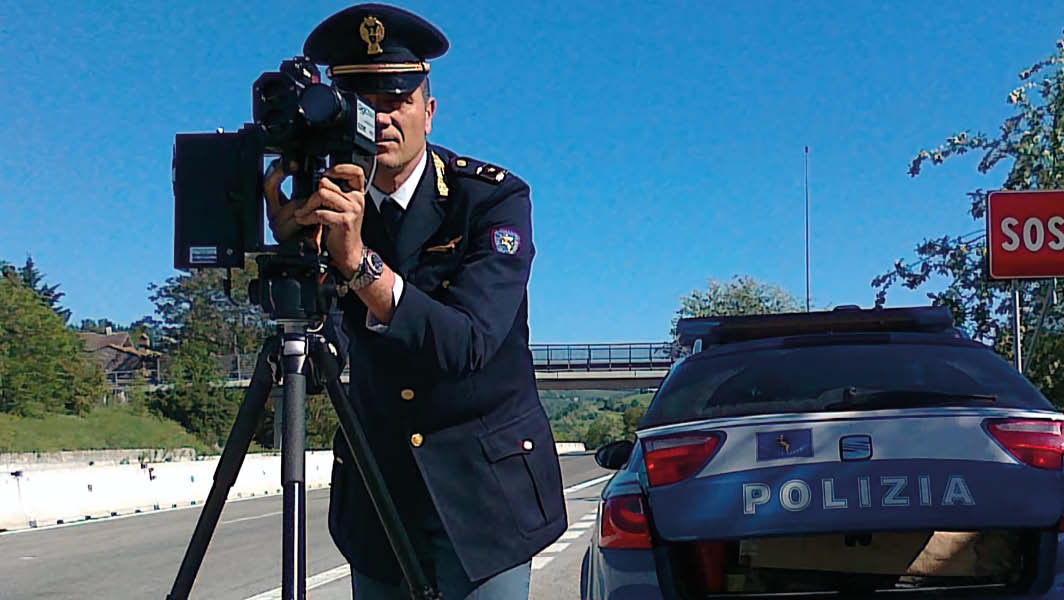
[294,164,367,278]
[264,159,322,248]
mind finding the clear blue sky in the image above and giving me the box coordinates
[2,1,1062,342]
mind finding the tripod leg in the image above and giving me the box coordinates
[166,337,279,600]
[311,338,441,600]
[280,334,309,600]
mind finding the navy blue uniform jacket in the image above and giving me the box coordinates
[328,144,567,583]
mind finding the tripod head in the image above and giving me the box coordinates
[247,240,339,323]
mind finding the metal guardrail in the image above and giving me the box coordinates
[104,343,675,388]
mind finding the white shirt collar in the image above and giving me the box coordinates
[368,149,428,211]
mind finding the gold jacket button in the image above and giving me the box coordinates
[441,280,450,289]
[410,433,424,448]
[400,388,415,401]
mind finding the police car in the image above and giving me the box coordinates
[580,305,1064,599]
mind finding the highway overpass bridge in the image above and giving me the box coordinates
[105,342,674,391]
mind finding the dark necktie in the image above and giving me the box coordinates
[379,196,404,240]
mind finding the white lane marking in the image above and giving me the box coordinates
[531,556,555,570]
[563,474,611,495]
[541,542,571,554]
[219,472,610,596]
[221,510,283,525]
[578,512,598,521]
[243,564,351,600]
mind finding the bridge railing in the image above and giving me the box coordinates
[529,343,674,372]
[103,343,675,388]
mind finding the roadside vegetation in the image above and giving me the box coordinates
[0,406,210,454]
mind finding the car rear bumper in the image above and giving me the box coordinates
[587,533,1064,600]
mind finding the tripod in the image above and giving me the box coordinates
[166,250,441,600]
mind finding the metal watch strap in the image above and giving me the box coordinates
[347,247,384,294]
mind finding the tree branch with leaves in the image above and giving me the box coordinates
[873,31,1064,403]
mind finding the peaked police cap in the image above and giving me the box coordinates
[304,4,448,94]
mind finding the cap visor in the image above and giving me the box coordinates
[333,72,427,95]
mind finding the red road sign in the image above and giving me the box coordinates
[987,190,1064,280]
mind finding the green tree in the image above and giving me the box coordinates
[306,395,340,449]
[585,412,624,449]
[622,405,645,439]
[122,367,155,416]
[0,277,106,416]
[872,31,1064,403]
[146,264,279,447]
[15,255,72,324]
[149,308,241,448]
[673,275,802,335]
[147,265,271,356]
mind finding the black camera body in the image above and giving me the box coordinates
[171,57,377,270]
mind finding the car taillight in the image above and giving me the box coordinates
[600,494,651,549]
[642,432,723,487]
[987,419,1064,470]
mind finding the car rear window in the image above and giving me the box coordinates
[641,337,1055,428]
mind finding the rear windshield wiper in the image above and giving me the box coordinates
[823,389,996,411]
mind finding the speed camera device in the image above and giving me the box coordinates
[171,56,377,270]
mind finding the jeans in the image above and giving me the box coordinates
[349,507,531,599]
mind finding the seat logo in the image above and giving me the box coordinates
[840,435,872,461]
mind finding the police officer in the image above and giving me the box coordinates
[265,4,566,598]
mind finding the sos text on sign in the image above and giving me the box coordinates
[986,190,1064,279]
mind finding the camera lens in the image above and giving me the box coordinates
[300,84,347,126]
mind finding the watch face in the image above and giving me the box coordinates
[350,249,385,293]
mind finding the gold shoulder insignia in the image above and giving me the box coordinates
[431,151,449,198]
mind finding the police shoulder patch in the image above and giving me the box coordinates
[491,226,521,255]
[452,156,507,184]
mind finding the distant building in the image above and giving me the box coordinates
[78,328,162,387]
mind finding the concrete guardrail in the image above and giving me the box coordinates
[0,442,587,532]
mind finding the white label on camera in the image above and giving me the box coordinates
[189,246,218,265]
[356,98,375,143]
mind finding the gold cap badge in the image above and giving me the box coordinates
[360,16,386,55]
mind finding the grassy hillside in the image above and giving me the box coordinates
[0,406,210,454]
[0,390,657,454]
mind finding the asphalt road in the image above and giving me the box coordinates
[0,453,612,600]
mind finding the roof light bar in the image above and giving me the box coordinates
[676,306,955,350]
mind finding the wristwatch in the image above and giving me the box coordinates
[341,247,384,295]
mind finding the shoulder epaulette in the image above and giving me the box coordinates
[450,156,508,184]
